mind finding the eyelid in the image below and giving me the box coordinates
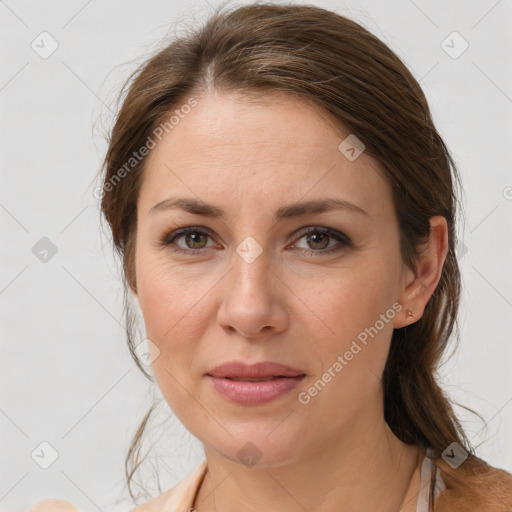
[289,225,351,245]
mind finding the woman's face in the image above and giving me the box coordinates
[134,91,414,467]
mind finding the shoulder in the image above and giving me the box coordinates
[30,499,80,511]
[433,453,512,512]
[128,459,208,512]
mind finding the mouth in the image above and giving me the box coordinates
[206,360,306,380]
[219,375,304,381]
[206,373,306,405]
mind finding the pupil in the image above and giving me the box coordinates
[309,233,328,249]
[188,233,204,248]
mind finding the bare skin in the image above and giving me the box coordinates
[133,90,448,512]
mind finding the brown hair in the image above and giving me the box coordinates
[97,1,489,503]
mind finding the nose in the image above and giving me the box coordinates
[216,243,289,339]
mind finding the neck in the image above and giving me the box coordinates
[193,415,420,512]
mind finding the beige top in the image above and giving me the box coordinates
[30,446,512,511]
[129,447,444,512]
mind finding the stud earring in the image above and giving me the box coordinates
[406,309,414,318]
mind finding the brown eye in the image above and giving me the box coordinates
[291,226,352,255]
[182,231,208,249]
[305,232,330,250]
[156,227,215,254]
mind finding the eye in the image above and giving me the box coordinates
[290,226,352,255]
[156,225,351,256]
[156,226,216,254]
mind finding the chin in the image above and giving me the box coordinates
[204,429,303,469]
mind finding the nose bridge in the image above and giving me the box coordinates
[231,233,271,295]
[216,232,285,338]
[235,234,266,267]
[223,197,280,293]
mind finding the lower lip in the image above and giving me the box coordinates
[206,375,305,405]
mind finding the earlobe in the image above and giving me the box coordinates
[393,216,449,329]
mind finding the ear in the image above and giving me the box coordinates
[393,216,449,329]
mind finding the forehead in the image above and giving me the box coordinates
[149,91,349,160]
[138,91,391,219]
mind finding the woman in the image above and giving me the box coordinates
[34,3,512,511]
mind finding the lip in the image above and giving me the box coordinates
[206,360,306,379]
[206,375,306,405]
[206,360,306,405]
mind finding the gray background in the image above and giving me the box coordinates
[1,0,511,510]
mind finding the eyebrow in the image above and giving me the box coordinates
[148,196,369,222]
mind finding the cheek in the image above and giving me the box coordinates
[136,261,207,417]
[318,261,398,343]
[135,260,205,394]
[136,250,214,340]
[309,260,399,400]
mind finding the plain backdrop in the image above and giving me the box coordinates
[1,0,511,510]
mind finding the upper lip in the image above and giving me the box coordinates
[206,360,306,378]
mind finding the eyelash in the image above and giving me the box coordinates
[156,226,352,256]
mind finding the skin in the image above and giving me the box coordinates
[133,90,448,512]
